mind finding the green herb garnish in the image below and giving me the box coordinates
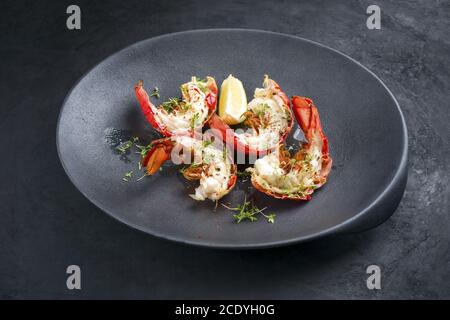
[202,140,213,148]
[116,141,132,154]
[122,170,133,182]
[180,84,188,97]
[194,76,208,83]
[262,212,276,224]
[222,197,275,224]
[161,98,181,113]
[150,87,160,99]
[236,170,251,178]
[192,76,209,93]
[135,143,153,159]
[180,102,191,112]
[116,137,138,154]
[255,103,269,117]
[179,163,200,174]
[222,148,228,161]
[230,200,259,223]
[190,113,200,129]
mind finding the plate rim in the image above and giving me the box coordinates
[56,28,408,249]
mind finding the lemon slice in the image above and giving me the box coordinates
[219,74,247,125]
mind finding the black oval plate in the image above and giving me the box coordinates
[57,29,408,249]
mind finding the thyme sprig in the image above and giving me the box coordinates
[122,170,133,182]
[116,136,139,154]
[150,87,160,99]
[236,170,251,179]
[161,98,182,113]
[135,143,153,159]
[191,113,200,129]
[221,197,276,223]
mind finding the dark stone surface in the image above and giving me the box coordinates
[0,0,448,299]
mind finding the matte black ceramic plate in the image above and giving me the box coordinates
[57,29,408,249]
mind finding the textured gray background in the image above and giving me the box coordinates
[1,0,449,299]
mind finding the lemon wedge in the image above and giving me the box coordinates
[218,74,248,125]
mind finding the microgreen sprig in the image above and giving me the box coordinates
[236,171,251,179]
[116,136,139,154]
[122,170,133,182]
[161,98,182,113]
[190,113,200,129]
[150,87,160,99]
[222,197,275,224]
[135,142,153,159]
